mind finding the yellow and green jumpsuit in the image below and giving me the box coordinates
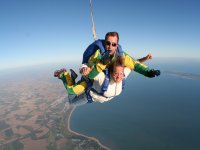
[59,49,152,98]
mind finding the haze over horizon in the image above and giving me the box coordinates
[1,0,200,70]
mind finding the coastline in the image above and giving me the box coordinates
[67,105,111,150]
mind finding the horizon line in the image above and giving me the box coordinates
[0,56,200,71]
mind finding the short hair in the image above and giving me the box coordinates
[109,56,124,74]
[105,32,119,43]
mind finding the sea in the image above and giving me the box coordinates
[70,58,200,150]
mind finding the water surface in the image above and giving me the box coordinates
[71,59,200,150]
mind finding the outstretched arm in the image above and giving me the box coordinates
[87,53,156,79]
[123,52,160,77]
[138,54,153,63]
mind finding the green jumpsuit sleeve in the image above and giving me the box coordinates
[123,52,151,77]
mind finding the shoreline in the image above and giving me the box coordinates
[67,105,111,150]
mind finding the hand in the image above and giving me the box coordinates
[145,54,153,60]
[80,66,93,76]
[101,50,112,65]
[147,69,161,78]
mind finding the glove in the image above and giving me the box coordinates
[101,50,112,65]
[147,69,161,78]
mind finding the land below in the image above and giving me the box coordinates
[0,68,109,150]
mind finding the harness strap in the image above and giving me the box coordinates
[117,44,123,56]
[101,69,110,92]
[95,39,105,54]
[90,88,104,96]
[90,88,115,99]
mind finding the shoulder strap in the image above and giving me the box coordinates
[101,68,126,93]
[95,39,105,54]
[82,41,97,64]
[116,44,124,57]
[82,39,105,64]
[101,68,110,93]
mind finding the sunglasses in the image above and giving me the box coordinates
[105,41,118,47]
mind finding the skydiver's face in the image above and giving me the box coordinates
[105,36,118,55]
[112,66,124,83]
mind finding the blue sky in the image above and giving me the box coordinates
[0,0,200,70]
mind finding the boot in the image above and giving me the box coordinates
[70,69,78,84]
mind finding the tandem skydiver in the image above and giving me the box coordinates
[54,55,155,105]
[54,31,160,105]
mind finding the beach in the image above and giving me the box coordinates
[66,103,111,150]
